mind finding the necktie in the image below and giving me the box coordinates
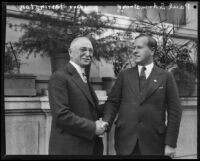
[139,66,146,92]
[82,72,87,83]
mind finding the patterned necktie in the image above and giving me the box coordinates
[82,72,87,83]
[139,66,146,92]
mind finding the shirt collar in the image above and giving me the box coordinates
[138,62,153,70]
[138,62,154,77]
[70,60,85,74]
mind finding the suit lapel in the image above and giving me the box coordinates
[65,63,96,108]
[140,65,163,104]
[127,67,140,100]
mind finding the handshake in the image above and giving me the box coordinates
[95,118,108,137]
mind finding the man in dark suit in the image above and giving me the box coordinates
[102,34,182,157]
[48,37,106,155]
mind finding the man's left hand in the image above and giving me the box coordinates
[165,145,176,158]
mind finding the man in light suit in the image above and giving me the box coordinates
[102,34,182,157]
[48,37,106,155]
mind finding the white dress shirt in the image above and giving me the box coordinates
[70,60,87,83]
[138,62,154,79]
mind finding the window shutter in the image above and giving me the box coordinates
[165,2,186,25]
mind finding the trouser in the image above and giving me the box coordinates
[92,136,103,156]
[131,139,141,155]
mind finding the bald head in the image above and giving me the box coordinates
[69,37,92,51]
[68,37,93,68]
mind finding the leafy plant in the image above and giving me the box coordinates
[96,15,197,78]
[8,5,115,59]
[7,4,197,81]
[95,15,197,96]
[4,42,21,74]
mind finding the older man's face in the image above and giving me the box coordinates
[70,38,93,67]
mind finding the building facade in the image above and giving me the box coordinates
[4,2,198,158]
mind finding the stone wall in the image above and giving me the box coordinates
[4,95,197,158]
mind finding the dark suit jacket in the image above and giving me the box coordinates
[48,63,103,155]
[103,65,182,155]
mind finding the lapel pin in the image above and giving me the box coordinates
[154,79,157,83]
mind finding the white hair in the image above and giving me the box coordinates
[69,37,91,50]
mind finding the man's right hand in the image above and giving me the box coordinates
[95,120,108,136]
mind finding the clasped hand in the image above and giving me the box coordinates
[165,145,176,158]
[95,119,108,137]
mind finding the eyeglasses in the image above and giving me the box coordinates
[80,47,93,53]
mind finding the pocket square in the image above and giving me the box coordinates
[158,86,164,89]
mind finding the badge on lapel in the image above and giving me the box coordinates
[154,79,157,83]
